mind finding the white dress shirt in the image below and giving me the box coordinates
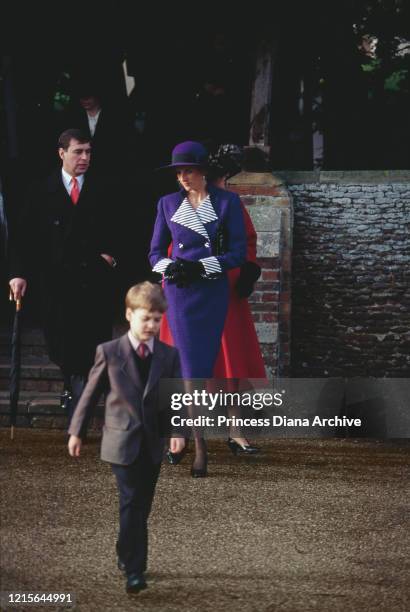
[87,110,101,137]
[62,169,85,197]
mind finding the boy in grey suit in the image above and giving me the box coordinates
[68,282,184,593]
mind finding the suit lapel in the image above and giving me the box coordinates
[143,338,166,399]
[92,108,104,143]
[117,334,143,392]
[73,173,93,208]
[46,172,76,245]
[47,171,73,209]
[118,335,166,398]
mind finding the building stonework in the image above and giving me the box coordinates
[286,172,410,377]
[228,172,293,377]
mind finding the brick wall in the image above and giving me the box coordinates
[228,172,293,377]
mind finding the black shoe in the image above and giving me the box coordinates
[118,558,126,573]
[166,447,187,465]
[126,573,147,593]
[227,438,260,455]
[60,390,72,411]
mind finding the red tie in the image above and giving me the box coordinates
[71,177,80,205]
[137,343,149,359]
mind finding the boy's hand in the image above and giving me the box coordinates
[68,435,82,457]
[170,437,185,454]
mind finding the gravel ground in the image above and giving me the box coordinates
[1,430,410,612]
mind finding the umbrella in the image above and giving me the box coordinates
[9,291,22,440]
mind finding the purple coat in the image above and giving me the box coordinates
[149,185,246,377]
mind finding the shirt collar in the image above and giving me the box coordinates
[127,331,154,354]
[87,109,101,121]
[87,110,101,136]
[61,168,85,192]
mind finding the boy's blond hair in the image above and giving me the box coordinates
[125,282,167,313]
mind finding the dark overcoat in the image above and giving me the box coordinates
[149,184,246,377]
[9,170,117,374]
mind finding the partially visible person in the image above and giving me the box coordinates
[8,129,118,425]
[0,177,9,321]
[149,141,247,477]
[191,32,253,144]
[60,81,138,179]
[0,176,7,269]
[68,282,184,593]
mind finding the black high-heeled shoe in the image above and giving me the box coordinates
[166,447,187,465]
[227,438,260,455]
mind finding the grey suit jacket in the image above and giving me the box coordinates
[68,334,181,465]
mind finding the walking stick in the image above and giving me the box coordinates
[9,290,22,440]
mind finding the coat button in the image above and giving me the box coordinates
[204,242,210,248]
[178,243,184,249]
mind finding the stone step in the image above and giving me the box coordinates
[0,353,52,365]
[0,327,49,360]
[0,364,63,392]
[0,324,127,347]
[0,328,46,346]
[0,391,103,430]
[0,325,128,395]
[0,344,49,358]
[0,325,127,360]
[0,390,60,412]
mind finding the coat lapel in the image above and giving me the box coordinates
[118,335,166,398]
[170,193,218,240]
[196,195,218,224]
[117,334,143,391]
[47,171,73,209]
[46,172,76,244]
[143,338,166,399]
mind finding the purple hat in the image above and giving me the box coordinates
[163,141,208,168]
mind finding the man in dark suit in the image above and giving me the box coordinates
[68,282,184,593]
[60,83,150,294]
[8,128,118,424]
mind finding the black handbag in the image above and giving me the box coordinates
[214,224,228,256]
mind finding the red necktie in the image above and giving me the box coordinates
[71,177,80,205]
[137,343,149,359]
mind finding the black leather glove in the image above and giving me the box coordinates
[148,271,163,284]
[176,258,205,284]
[236,261,261,298]
[164,261,186,287]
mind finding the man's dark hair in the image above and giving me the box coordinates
[58,129,90,150]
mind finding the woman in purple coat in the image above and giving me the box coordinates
[149,141,246,476]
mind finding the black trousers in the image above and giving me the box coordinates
[111,444,161,576]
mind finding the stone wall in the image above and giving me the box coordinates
[280,171,410,377]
